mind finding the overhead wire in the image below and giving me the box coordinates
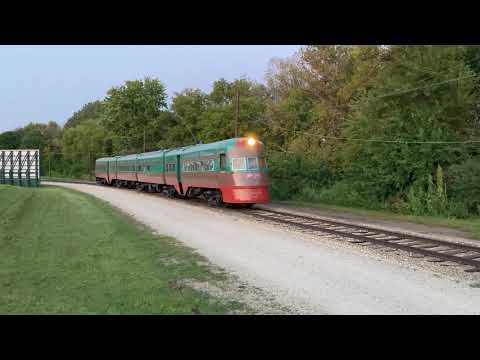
[248,54,480,146]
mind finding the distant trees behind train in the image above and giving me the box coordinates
[1,45,480,217]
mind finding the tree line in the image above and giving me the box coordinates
[1,45,479,217]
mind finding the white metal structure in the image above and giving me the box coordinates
[0,149,40,186]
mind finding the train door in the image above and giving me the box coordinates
[134,156,139,182]
[107,159,110,183]
[162,152,166,184]
[141,157,147,182]
[113,157,118,181]
[176,155,183,194]
[220,153,226,172]
[217,152,228,187]
[108,159,112,184]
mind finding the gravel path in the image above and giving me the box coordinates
[45,182,480,314]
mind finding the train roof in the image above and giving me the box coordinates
[137,149,166,159]
[96,138,262,162]
[165,138,239,156]
[116,153,138,161]
[96,157,115,162]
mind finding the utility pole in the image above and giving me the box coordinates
[143,127,146,153]
[89,137,93,181]
[88,148,91,180]
[235,88,240,138]
[177,114,199,144]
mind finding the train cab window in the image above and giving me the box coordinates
[220,154,226,171]
[231,157,247,171]
[258,157,267,169]
[247,157,259,170]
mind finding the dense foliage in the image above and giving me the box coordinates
[1,45,479,217]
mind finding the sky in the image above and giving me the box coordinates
[0,45,301,133]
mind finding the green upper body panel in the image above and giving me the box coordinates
[137,150,165,173]
[117,154,138,163]
[96,138,265,176]
[116,154,137,172]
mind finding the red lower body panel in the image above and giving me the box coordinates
[117,172,137,182]
[95,172,108,180]
[221,186,269,204]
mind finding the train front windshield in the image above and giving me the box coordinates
[231,156,267,172]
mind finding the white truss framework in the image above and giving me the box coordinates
[0,149,40,185]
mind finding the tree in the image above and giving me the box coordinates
[62,119,112,177]
[160,89,208,147]
[266,53,307,102]
[260,45,387,193]
[342,45,478,201]
[21,123,47,151]
[64,101,104,129]
[103,77,168,153]
[161,78,269,147]
[199,78,269,143]
[9,121,64,175]
[0,129,23,149]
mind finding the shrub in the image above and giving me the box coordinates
[267,152,334,200]
[400,165,449,216]
[446,158,480,216]
[295,181,381,209]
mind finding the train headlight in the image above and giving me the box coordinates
[247,137,256,146]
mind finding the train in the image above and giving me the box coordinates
[95,137,269,207]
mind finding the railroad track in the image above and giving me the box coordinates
[45,179,480,273]
[246,208,480,273]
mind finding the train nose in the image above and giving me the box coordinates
[232,187,269,203]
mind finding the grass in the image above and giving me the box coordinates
[0,184,243,314]
[42,175,94,183]
[277,200,480,241]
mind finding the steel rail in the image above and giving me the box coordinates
[246,209,480,272]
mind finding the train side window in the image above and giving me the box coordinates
[167,163,176,172]
[220,154,226,171]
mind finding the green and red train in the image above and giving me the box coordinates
[95,137,269,206]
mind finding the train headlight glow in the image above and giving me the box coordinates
[247,137,256,146]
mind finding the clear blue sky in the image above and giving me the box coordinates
[0,45,301,133]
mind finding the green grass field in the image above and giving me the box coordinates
[0,185,242,314]
[279,200,480,241]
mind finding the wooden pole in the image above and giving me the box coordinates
[235,88,240,138]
